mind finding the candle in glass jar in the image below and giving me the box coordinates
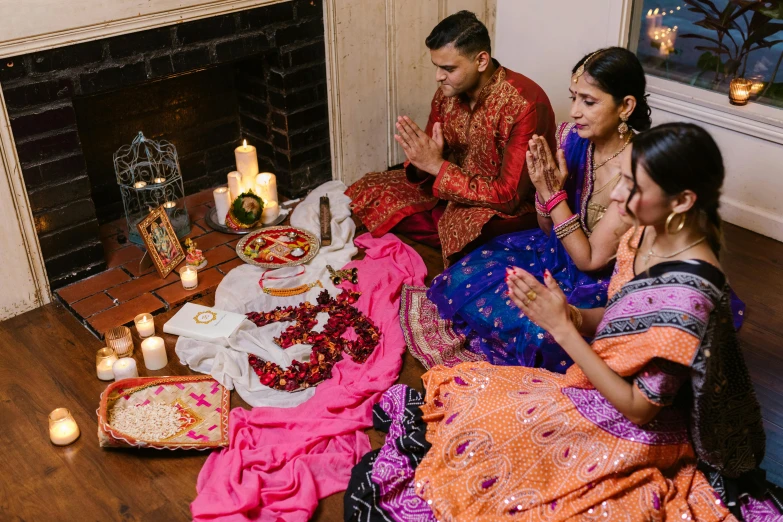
[235,140,259,191]
[213,187,231,226]
[261,200,280,225]
[180,266,198,290]
[141,336,168,370]
[112,357,138,380]
[227,171,242,200]
[96,347,118,380]
[49,408,80,446]
[134,313,155,338]
[255,172,278,204]
[153,177,166,184]
[133,181,147,189]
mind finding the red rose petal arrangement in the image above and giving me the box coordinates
[245,289,381,391]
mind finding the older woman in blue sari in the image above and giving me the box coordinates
[402,48,650,372]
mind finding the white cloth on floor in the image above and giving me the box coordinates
[175,180,357,408]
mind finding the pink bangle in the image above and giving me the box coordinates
[535,192,549,217]
[545,190,567,213]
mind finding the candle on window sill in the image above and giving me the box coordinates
[96,347,118,380]
[153,177,166,184]
[141,336,168,370]
[213,187,231,225]
[729,78,752,106]
[180,266,198,290]
[112,357,138,380]
[133,181,147,189]
[749,75,765,95]
[235,140,259,192]
[134,313,155,338]
[49,408,80,446]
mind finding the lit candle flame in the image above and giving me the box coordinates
[243,139,248,149]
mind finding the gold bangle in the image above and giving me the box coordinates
[568,305,583,331]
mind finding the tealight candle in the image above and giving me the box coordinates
[261,200,280,225]
[141,336,168,370]
[49,408,80,446]
[96,347,118,380]
[235,140,259,191]
[163,201,176,211]
[112,357,138,380]
[255,172,278,205]
[153,177,166,184]
[133,181,147,189]
[213,186,231,226]
[180,266,198,290]
[134,313,155,338]
[227,171,242,200]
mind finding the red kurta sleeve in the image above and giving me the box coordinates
[405,89,447,186]
[431,100,551,215]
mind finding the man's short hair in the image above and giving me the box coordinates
[425,10,491,57]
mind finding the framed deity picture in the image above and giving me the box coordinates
[137,206,186,278]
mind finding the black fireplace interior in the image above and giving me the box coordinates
[0,0,331,289]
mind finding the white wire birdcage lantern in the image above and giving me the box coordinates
[114,132,190,245]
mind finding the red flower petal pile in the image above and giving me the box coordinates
[245,289,381,392]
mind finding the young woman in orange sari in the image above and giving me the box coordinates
[413,123,779,521]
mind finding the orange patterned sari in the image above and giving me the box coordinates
[413,229,743,521]
[346,64,555,264]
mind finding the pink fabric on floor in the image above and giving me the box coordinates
[191,233,427,522]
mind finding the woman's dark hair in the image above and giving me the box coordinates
[572,47,651,131]
[425,10,491,57]
[629,122,725,254]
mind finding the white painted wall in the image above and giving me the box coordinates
[494,0,783,243]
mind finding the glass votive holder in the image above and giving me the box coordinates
[96,347,118,381]
[729,78,752,106]
[749,75,765,96]
[134,313,155,338]
[180,266,198,290]
[105,326,134,358]
[49,408,80,446]
[153,177,166,184]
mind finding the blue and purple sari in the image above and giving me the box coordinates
[422,123,609,372]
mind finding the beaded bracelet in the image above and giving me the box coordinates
[535,192,550,217]
[545,190,568,213]
[554,214,581,240]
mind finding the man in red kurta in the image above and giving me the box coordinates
[346,10,555,265]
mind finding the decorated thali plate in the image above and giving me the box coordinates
[235,225,320,268]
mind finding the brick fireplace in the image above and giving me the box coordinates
[0,0,330,290]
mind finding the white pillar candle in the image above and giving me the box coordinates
[180,266,198,290]
[134,313,155,338]
[235,140,259,192]
[96,347,118,381]
[227,171,242,200]
[112,358,139,380]
[255,172,278,204]
[261,200,280,225]
[49,408,80,446]
[141,336,168,371]
[213,186,231,226]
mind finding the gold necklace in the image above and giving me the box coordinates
[642,236,707,265]
[262,280,323,297]
[593,134,632,171]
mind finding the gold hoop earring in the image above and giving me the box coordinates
[666,211,686,235]
[618,115,629,140]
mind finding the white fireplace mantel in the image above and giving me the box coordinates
[0,0,495,320]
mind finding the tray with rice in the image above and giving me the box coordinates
[97,375,229,450]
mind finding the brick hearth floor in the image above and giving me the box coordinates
[56,188,258,337]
